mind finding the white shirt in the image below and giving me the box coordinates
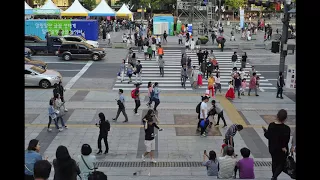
[218,156,237,179]
[143,45,148,53]
[185,41,189,46]
[151,44,156,51]
[107,33,111,39]
[239,71,245,79]
[214,77,220,83]
[200,102,208,119]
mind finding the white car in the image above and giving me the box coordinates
[25,64,62,88]
[62,35,99,48]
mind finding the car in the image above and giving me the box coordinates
[25,35,44,43]
[25,64,62,89]
[25,47,32,57]
[57,42,106,61]
[25,57,47,69]
[62,35,99,48]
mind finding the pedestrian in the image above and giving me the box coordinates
[181,64,188,89]
[48,98,59,132]
[207,74,215,97]
[119,59,126,83]
[187,57,192,70]
[214,73,221,94]
[77,144,97,179]
[56,81,68,111]
[241,78,247,95]
[262,109,290,180]
[134,60,142,84]
[147,82,153,108]
[201,58,206,78]
[190,38,195,52]
[129,53,136,68]
[197,68,203,87]
[185,39,190,51]
[256,76,260,90]
[126,64,133,84]
[248,72,259,96]
[157,45,164,59]
[163,31,167,43]
[112,89,129,123]
[231,52,238,68]
[225,81,235,99]
[96,112,110,154]
[147,45,152,60]
[132,83,141,115]
[276,72,285,99]
[239,68,245,80]
[241,52,247,68]
[202,150,219,177]
[143,43,148,60]
[224,124,244,147]
[290,127,296,156]
[203,49,209,60]
[157,54,164,76]
[196,38,201,50]
[206,60,213,79]
[142,117,163,163]
[218,146,237,179]
[53,93,67,131]
[151,42,156,57]
[234,73,242,99]
[235,147,255,179]
[220,37,225,52]
[151,82,161,111]
[178,33,183,44]
[81,31,86,39]
[25,139,43,180]
[157,35,161,45]
[197,50,203,66]
[199,96,210,136]
[211,31,216,44]
[181,53,187,67]
[53,145,80,180]
[138,38,143,53]
[212,100,227,127]
[33,160,52,180]
[102,27,106,41]
[191,66,199,89]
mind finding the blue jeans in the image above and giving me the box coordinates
[57,116,66,127]
[48,116,59,129]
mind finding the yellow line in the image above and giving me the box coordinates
[25,124,296,128]
[216,96,248,127]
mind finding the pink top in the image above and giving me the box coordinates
[241,81,247,89]
[148,87,153,97]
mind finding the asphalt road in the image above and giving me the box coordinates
[254,65,288,87]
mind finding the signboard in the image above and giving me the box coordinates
[285,64,296,89]
[239,9,244,29]
[33,9,60,15]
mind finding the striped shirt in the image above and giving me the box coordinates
[218,155,237,179]
[225,124,238,138]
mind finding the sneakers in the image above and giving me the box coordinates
[151,159,157,163]
[142,154,145,162]
[123,120,128,123]
[202,133,207,137]
[112,118,117,121]
[64,126,68,129]
[159,128,163,131]
[135,113,140,116]
[47,128,52,132]
[59,128,63,132]
[64,109,68,112]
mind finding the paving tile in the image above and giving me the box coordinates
[69,90,90,101]
[25,114,39,124]
[239,128,270,158]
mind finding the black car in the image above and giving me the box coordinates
[57,42,106,61]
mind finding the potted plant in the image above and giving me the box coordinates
[199,36,209,44]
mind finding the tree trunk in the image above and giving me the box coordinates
[233,10,235,21]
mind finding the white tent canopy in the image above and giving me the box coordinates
[40,0,60,10]
[116,4,132,16]
[61,0,89,16]
[25,1,33,15]
[33,0,62,15]
[25,1,32,10]
[89,0,115,16]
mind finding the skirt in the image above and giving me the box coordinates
[197,74,203,86]
[225,88,235,99]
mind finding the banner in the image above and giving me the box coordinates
[47,20,71,36]
[239,9,244,29]
[285,64,296,89]
[33,9,60,15]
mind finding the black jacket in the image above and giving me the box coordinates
[99,121,110,136]
[145,123,160,140]
[197,52,204,62]
[242,55,247,62]
[58,84,64,96]
[53,88,59,97]
[264,122,290,154]
[277,76,285,87]
[234,78,241,87]
[53,159,80,180]
[232,54,237,62]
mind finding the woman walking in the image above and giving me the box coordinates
[96,112,110,154]
[263,109,291,180]
[53,145,80,180]
[127,64,133,84]
[191,66,199,89]
[54,94,67,131]
[214,73,221,94]
[248,72,259,96]
[147,82,153,108]
[207,74,215,97]
[25,139,43,180]
[48,98,60,132]
[241,52,247,68]
[77,144,97,180]
[152,82,161,111]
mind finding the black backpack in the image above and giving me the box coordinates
[196,102,202,113]
[117,100,124,109]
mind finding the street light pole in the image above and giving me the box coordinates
[279,0,291,73]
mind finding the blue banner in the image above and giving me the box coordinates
[71,20,99,40]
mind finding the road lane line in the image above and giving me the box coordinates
[54,69,82,71]
[64,61,93,90]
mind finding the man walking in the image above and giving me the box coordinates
[224,124,243,147]
[113,89,129,123]
[196,38,201,50]
[142,119,163,163]
[157,45,164,59]
[135,60,142,84]
[132,83,141,115]
[158,56,165,77]
[198,96,209,136]
[276,72,285,99]
[248,72,259,96]
[231,52,238,68]
[197,50,204,66]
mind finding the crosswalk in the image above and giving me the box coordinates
[113,49,276,91]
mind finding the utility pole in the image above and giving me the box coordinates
[279,0,291,73]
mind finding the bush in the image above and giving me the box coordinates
[199,36,209,44]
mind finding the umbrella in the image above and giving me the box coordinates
[216,36,226,44]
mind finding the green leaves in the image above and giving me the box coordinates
[80,0,97,11]
[33,0,46,6]
[225,0,246,10]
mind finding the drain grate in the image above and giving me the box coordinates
[95,161,271,167]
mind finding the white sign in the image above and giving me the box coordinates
[240,9,244,28]
[285,64,296,89]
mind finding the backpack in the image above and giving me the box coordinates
[131,89,137,99]
[117,100,124,109]
[196,102,202,113]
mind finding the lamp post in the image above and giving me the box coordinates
[279,0,292,73]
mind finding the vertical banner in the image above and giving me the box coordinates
[187,24,193,34]
[47,20,71,36]
[239,9,244,29]
[285,64,296,89]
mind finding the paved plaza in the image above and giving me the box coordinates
[25,28,296,179]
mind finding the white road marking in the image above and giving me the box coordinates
[46,62,88,64]
[54,69,82,71]
[64,61,93,90]
[259,88,266,92]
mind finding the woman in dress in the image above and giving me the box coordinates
[225,81,235,100]
[197,68,203,87]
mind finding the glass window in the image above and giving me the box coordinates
[78,45,87,50]
[69,44,77,49]
[25,70,32,74]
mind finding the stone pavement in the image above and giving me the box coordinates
[25,88,295,179]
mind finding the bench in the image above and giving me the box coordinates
[112,42,127,49]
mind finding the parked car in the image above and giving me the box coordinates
[57,42,106,61]
[25,47,32,57]
[25,64,62,89]
[62,35,99,48]
[25,35,63,54]
[25,57,47,69]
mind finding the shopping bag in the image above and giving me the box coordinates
[283,154,296,179]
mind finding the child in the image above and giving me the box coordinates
[225,81,235,99]
[221,142,228,156]
[256,76,260,89]
[197,70,203,87]
[241,78,247,96]
[235,148,255,179]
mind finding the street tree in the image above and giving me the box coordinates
[33,0,46,6]
[80,0,96,11]
[225,0,246,20]
[140,0,161,17]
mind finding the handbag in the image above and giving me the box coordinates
[283,153,296,179]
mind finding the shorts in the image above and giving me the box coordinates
[144,139,155,152]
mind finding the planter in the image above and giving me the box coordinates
[200,39,208,44]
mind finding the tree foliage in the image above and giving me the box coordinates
[225,0,246,10]
[33,0,46,6]
[140,0,161,10]
[80,0,96,11]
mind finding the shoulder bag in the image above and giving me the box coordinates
[81,155,97,172]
